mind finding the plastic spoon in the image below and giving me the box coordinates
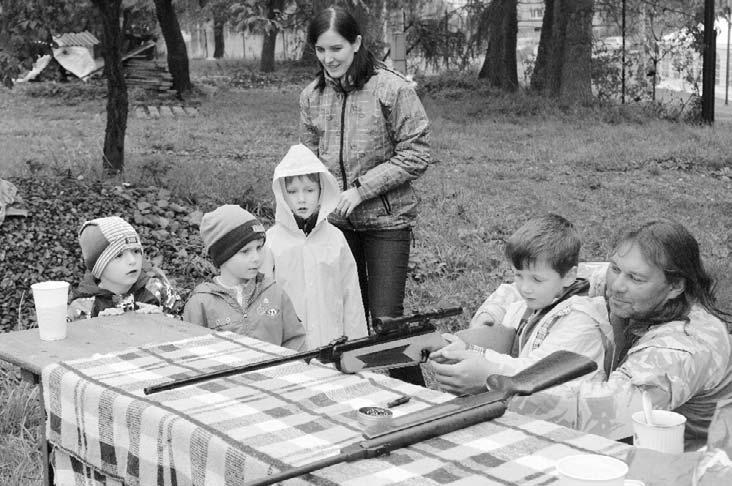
[641,390,654,426]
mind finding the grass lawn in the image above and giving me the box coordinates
[0,62,731,483]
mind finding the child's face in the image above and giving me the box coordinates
[220,239,264,284]
[284,176,320,220]
[99,248,143,294]
[512,258,575,310]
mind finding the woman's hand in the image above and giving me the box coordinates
[429,348,493,395]
[335,188,363,217]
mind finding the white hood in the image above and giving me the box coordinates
[272,144,340,232]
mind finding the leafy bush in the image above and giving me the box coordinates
[591,41,650,103]
[18,80,107,102]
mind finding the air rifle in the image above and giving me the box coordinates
[144,306,462,395]
[242,350,597,486]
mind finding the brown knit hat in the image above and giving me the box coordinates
[78,216,142,278]
[200,205,266,267]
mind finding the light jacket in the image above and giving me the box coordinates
[262,144,367,349]
[480,294,614,382]
[68,266,180,320]
[183,274,306,352]
[300,68,430,230]
[476,262,732,440]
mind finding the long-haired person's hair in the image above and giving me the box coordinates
[614,219,730,327]
[307,7,377,91]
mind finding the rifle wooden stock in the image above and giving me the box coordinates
[242,351,597,486]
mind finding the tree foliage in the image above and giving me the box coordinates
[595,0,705,99]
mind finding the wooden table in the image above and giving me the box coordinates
[0,313,211,486]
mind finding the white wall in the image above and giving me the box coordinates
[169,22,305,61]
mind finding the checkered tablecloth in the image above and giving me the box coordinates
[42,332,631,486]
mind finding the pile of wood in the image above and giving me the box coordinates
[124,56,176,97]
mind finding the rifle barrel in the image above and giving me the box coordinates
[143,349,321,395]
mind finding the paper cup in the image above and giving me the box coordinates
[31,281,70,341]
[556,454,628,486]
[632,410,686,454]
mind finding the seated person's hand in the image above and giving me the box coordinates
[469,310,494,329]
[428,333,468,364]
[429,349,493,395]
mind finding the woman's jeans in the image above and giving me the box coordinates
[339,227,425,386]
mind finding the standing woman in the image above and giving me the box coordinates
[300,8,430,383]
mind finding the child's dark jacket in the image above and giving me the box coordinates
[68,267,180,320]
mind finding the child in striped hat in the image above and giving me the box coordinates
[68,216,180,320]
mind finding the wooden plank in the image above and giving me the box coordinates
[147,106,160,118]
[158,105,174,117]
[0,314,210,376]
[183,106,199,116]
[171,106,186,116]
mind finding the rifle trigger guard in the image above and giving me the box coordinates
[420,349,431,363]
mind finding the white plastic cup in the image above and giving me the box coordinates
[556,454,629,486]
[31,281,70,341]
[632,410,686,454]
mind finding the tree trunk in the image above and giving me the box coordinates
[531,0,555,92]
[260,0,283,72]
[153,0,191,95]
[531,0,594,104]
[558,0,593,104]
[91,0,127,175]
[260,26,278,72]
[213,12,225,59]
[478,0,518,91]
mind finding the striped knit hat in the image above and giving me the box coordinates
[78,216,142,278]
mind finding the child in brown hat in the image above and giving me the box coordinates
[183,205,306,351]
[68,216,180,320]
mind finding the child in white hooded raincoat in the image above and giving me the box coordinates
[263,144,368,349]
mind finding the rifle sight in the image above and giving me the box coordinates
[372,307,462,335]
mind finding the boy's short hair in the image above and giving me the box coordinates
[283,173,320,187]
[505,213,580,276]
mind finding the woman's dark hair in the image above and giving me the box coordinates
[306,7,377,91]
[614,219,730,325]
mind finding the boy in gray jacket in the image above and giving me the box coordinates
[183,205,306,351]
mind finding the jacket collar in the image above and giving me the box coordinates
[73,269,150,299]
